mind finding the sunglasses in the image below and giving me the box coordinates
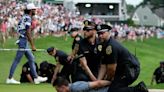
[97,32,106,35]
[83,29,93,32]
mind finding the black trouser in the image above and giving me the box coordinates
[59,64,74,82]
[108,65,140,92]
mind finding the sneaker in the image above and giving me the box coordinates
[136,81,148,92]
[34,76,47,84]
[6,78,20,84]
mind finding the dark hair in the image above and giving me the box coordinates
[53,77,69,87]
[24,9,31,14]
[40,61,49,70]
[160,61,164,65]
[47,47,55,53]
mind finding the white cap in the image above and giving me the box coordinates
[26,3,37,10]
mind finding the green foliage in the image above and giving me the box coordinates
[126,4,135,14]
[127,18,135,26]
[142,0,164,8]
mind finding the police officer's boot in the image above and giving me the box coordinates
[135,81,148,92]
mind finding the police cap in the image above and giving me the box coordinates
[47,47,54,53]
[83,26,96,31]
[69,28,79,34]
[40,61,49,70]
[83,20,96,27]
[160,61,164,65]
[96,24,112,32]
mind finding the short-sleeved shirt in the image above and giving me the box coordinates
[153,67,164,83]
[69,81,109,92]
[77,38,101,77]
[99,37,140,76]
[54,50,69,65]
[17,14,32,48]
[17,14,31,38]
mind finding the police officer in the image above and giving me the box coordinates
[70,28,83,50]
[6,3,47,84]
[97,24,148,92]
[68,27,83,61]
[151,61,164,85]
[20,62,38,83]
[47,47,74,83]
[39,61,56,83]
[75,20,101,81]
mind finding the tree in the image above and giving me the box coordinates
[142,0,164,8]
[127,18,135,26]
[126,4,135,14]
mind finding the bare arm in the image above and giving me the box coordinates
[106,64,117,81]
[80,57,97,81]
[68,44,79,62]
[26,74,34,83]
[72,43,79,57]
[22,66,33,83]
[89,80,111,88]
[51,62,61,83]
[98,64,107,80]
[26,28,36,51]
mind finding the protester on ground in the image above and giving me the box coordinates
[53,76,111,92]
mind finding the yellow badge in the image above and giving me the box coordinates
[84,21,88,26]
[74,43,79,51]
[98,45,102,52]
[106,45,112,55]
[56,56,59,62]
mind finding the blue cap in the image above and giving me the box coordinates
[70,28,79,32]
[47,47,54,53]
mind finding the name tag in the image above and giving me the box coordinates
[84,51,89,53]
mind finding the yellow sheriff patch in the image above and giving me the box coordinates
[56,56,59,62]
[74,44,79,51]
[84,21,88,26]
[106,45,112,55]
[98,45,102,52]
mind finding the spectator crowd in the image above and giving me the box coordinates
[0,1,164,48]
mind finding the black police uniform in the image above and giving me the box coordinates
[75,38,101,81]
[153,64,164,84]
[72,34,83,50]
[99,37,140,92]
[39,61,56,83]
[20,62,38,83]
[54,50,74,82]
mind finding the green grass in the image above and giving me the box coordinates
[0,84,54,92]
[0,36,164,92]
